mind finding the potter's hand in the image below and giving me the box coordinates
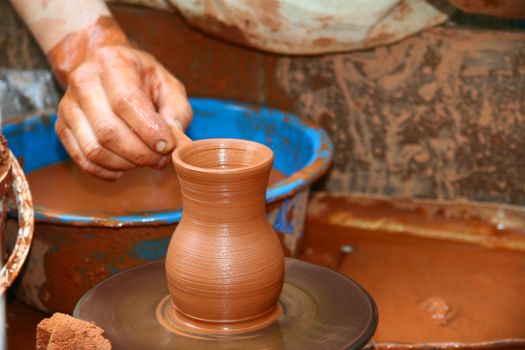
[10,0,192,181]
[55,44,192,181]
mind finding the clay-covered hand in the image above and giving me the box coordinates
[55,43,192,181]
[11,2,192,180]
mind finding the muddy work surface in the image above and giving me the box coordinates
[301,194,525,345]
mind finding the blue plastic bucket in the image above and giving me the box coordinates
[4,98,332,312]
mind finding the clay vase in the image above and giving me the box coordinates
[166,139,285,327]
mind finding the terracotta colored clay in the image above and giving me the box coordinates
[47,16,128,87]
[26,160,286,214]
[36,313,111,350]
[302,193,525,346]
[166,139,285,328]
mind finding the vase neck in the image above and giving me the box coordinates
[172,138,274,224]
[178,170,270,224]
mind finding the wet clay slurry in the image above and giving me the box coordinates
[165,139,285,332]
[301,197,525,344]
[26,160,286,214]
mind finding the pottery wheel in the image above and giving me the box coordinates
[74,258,377,350]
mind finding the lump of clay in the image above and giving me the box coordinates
[36,313,111,350]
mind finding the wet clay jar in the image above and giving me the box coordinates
[166,139,285,331]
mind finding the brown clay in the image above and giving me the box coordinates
[156,295,282,336]
[166,139,285,329]
[301,193,525,345]
[47,16,128,87]
[26,160,286,214]
[36,313,111,350]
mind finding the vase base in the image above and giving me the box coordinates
[156,295,282,336]
[74,258,377,350]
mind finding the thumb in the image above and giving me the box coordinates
[166,118,192,147]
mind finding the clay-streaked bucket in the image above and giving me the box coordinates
[4,98,332,313]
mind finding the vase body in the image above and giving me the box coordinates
[166,139,285,323]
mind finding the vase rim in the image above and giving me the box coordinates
[173,138,274,175]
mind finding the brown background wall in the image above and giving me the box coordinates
[1,2,525,206]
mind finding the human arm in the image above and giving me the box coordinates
[10,0,192,180]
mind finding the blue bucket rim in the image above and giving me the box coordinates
[15,98,333,227]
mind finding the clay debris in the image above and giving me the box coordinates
[36,313,111,350]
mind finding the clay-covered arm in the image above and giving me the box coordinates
[10,0,192,180]
[11,0,128,87]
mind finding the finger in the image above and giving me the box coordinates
[58,94,137,171]
[152,65,193,131]
[101,65,176,154]
[54,118,122,181]
[147,67,193,147]
[69,69,164,167]
[168,119,192,147]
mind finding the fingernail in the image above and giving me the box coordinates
[174,119,183,131]
[156,140,167,152]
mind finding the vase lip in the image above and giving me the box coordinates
[172,138,274,175]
